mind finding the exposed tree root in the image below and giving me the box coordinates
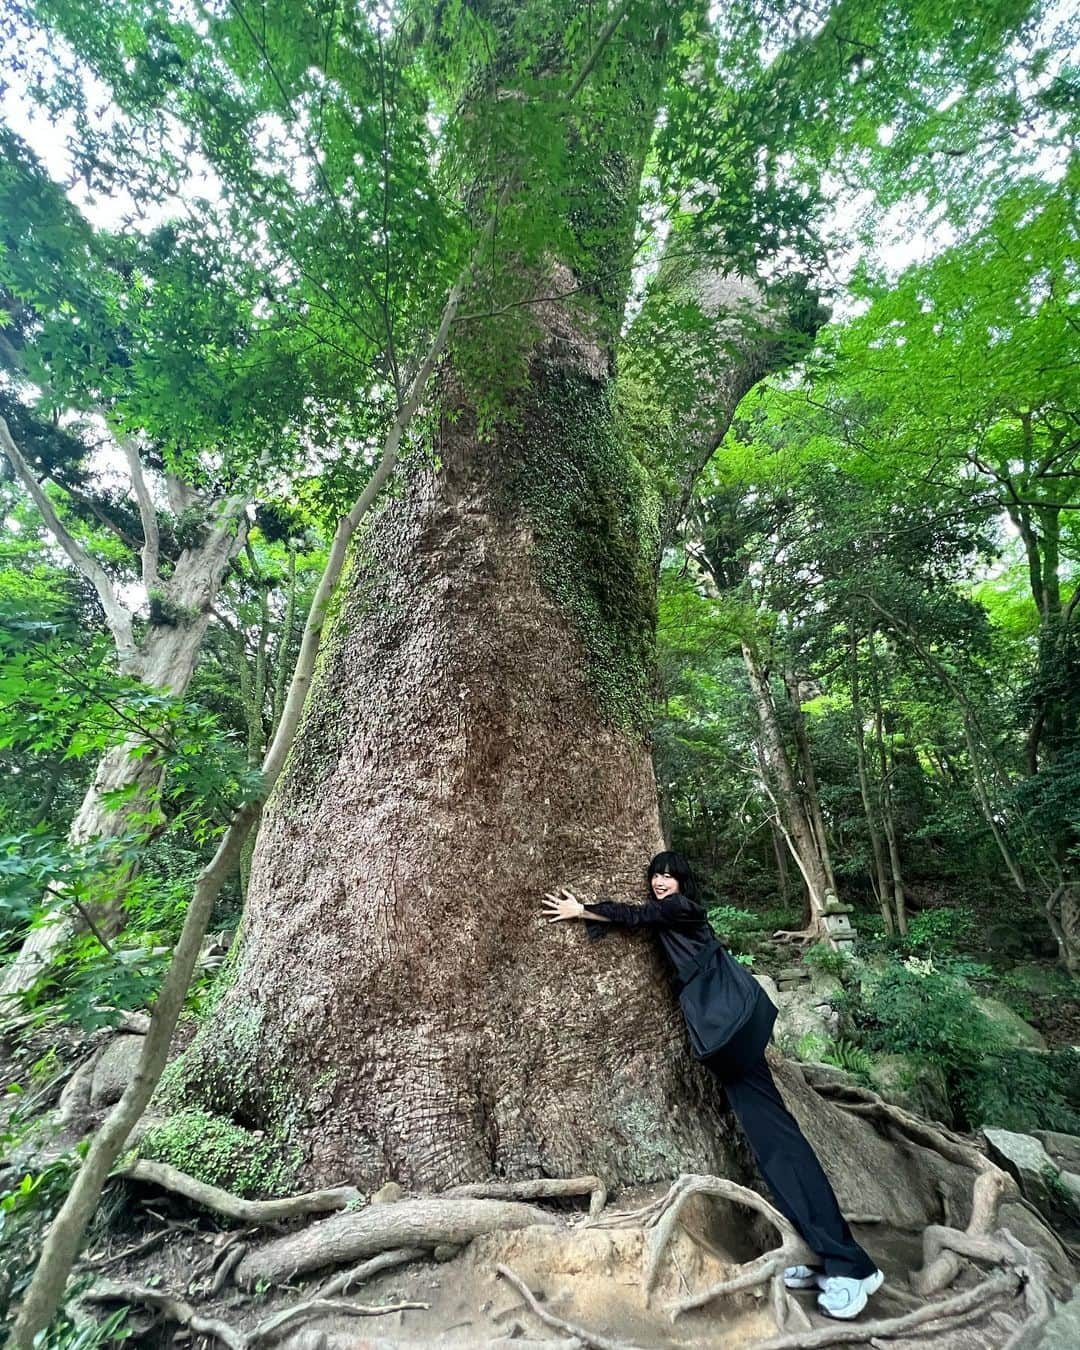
[235,1196,557,1287]
[85,1280,428,1350]
[211,1243,249,1295]
[495,1263,644,1350]
[794,1070,1062,1347]
[802,1074,1022,1296]
[447,1174,608,1217]
[84,1281,247,1350]
[312,1247,427,1299]
[82,1228,171,1269]
[640,1173,815,1332]
[753,1271,1019,1349]
[249,1295,429,1344]
[119,1159,361,1223]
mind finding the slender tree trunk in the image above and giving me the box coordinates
[867,631,908,938]
[849,625,894,936]
[753,741,792,898]
[271,550,298,733]
[0,524,244,1001]
[742,645,828,930]
[783,670,838,897]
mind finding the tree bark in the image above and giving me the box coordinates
[177,367,751,1189]
[782,671,838,898]
[867,631,907,938]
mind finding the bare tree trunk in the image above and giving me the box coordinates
[867,632,907,938]
[0,508,245,1001]
[742,645,829,931]
[783,670,838,897]
[849,625,894,936]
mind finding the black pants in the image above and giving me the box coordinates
[706,1051,876,1279]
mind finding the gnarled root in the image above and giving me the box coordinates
[796,1068,1061,1348]
[85,1280,427,1350]
[771,927,822,946]
[496,1263,644,1350]
[119,1159,361,1223]
[753,1271,1020,1350]
[641,1173,816,1333]
[446,1174,608,1217]
[235,1196,557,1288]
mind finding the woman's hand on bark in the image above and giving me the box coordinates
[542,887,585,922]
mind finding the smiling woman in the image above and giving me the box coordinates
[542,851,885,1322]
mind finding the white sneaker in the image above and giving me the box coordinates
[817,1269,885,1319]
[783,1264,825,1290]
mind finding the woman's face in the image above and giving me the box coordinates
[650,869,679,899]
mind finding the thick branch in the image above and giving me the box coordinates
[122,440,160,589]
[0,416,137,667]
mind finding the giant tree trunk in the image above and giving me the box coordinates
[177,371,749,1189]
[171,0,798,1192]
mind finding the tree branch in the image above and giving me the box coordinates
[122,440,160,589]
[0,416,138,668]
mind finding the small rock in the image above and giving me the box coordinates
[1007,963,1062,996]
[432,1243,461,1261]
[57,1058,97,1126]
[868,1054,952,1125]
[1007,1290,1080,1349]
[973,996,1048,1051]
[370,1180,404,1205]
[1056,1169,1080,1221]
[774,990,840,1055]
[808,969,844,1000]
[1033,1129,1080,1173]
[800,1062,859,1092]
[752,972,781,1009]
[89,1035,145,1109]
[983,1127,1059,1213]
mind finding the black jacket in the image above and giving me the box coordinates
[584,894,776,1073]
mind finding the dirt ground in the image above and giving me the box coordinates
[76,1183,1006,1350]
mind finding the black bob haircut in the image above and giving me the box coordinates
[645,851,699,902]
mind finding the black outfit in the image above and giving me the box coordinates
[585,894,875,1279]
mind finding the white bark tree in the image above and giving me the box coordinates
[0,416,249,999]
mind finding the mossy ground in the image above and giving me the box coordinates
[137,1107,302,1199]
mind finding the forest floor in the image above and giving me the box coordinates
[4,947,1078,1349]
[75,1182,966,1350]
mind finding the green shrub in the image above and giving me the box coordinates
[842,958,1005,1075]
[956,1049,1080,1135]
[803,943,855,981]
[822,1038,875,1081]
[0,1151,129,1348]
[902,906,975,957]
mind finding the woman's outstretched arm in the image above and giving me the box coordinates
[541,888,704,928]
